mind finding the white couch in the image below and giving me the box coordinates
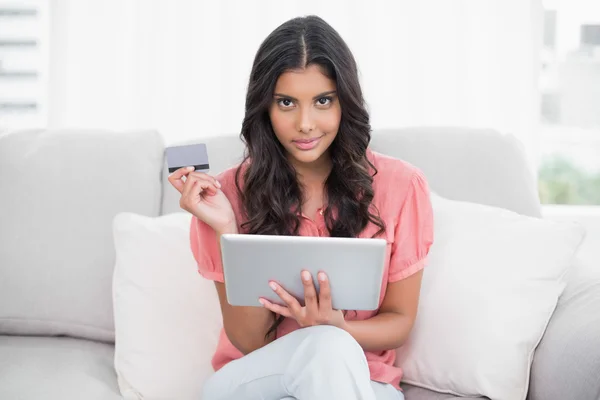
[0,128,598,400]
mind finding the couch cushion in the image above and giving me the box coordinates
[528,256,600,400]
[161,128,542,218]
[0,335,121,400]
[369,128,541,218]
[0,335,482,400]
[402,384,488,400]
[0,129,164,342]
[112,212,221,399]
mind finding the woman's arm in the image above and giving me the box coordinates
[214,228,276,355]
[340,269,423,352]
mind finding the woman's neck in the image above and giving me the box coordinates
[291,154,332,189]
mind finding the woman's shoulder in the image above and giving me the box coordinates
[213,163,246,207]
[215,158,254,185]
[366,149,432,223]
[366,148,425,187]
[214,164,242,188]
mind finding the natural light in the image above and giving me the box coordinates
[1,1,599,399]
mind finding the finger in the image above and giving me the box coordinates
[269,281,302,314]
[187,174,221,196]
[167,166,194,194]
[182,176,218,201]
[259,298,292,318]
[301,270,319,316]
[317,271,333,312]
[179,179,218,213]
[188,172,221,189]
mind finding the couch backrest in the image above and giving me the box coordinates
[0,127,540,343]
[0,129,164,343]
[370,128,541,217]
[161,128,542,217]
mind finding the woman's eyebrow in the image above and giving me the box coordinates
[273,90,337,101]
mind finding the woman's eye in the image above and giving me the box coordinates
[277,97,332,108]
[278,99,294,107]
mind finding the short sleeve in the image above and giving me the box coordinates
[188,166,242,283]
[388,169,434,282]
[190,216,224,282]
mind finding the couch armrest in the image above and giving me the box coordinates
[528,256,600,400]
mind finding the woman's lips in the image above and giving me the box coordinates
[292,136,322,151]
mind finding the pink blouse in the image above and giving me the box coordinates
[190,148,434,389]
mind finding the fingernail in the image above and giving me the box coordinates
[269,282,277,291]
[318,272,326,282]
[258,298,266,306]
[215,180,221,188]
[302,271,311,281]
[186,166,194,171]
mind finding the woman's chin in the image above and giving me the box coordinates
[289,149,325,165]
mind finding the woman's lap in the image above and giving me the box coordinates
[202,325,403,400]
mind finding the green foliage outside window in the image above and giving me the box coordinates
[538,155,600,205]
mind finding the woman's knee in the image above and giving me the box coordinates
[201,369,228,400]
[300,325,365,360]
[201,377,219,400]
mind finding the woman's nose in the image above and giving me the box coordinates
[297,107,315,133]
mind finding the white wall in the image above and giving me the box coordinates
[47,0,541,153]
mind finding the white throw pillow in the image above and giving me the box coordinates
[112,212,222,400]
[396,193,586,400]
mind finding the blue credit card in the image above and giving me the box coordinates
[165,143,209,173]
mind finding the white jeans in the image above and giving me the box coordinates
[202,325,405,400]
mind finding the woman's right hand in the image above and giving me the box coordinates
[168,166,237,234]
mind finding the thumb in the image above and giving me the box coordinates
[168,166,194,193]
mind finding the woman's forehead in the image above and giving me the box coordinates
[274,65,336,97]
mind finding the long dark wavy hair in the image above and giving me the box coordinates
[234,15,386,339]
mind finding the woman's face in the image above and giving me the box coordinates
[269,64,341,169]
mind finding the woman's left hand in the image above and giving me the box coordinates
[259,271,346,329]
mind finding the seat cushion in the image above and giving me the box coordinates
[0,334,487,400]
[402,384,488,400]
[0,335,122,400]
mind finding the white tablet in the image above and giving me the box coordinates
[220,234,387,311]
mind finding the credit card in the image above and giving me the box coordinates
[165,143,209,173]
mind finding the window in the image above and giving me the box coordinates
[538,0,600,205]
[0,1,49,130]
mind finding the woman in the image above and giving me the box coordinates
[168,15,433,400]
